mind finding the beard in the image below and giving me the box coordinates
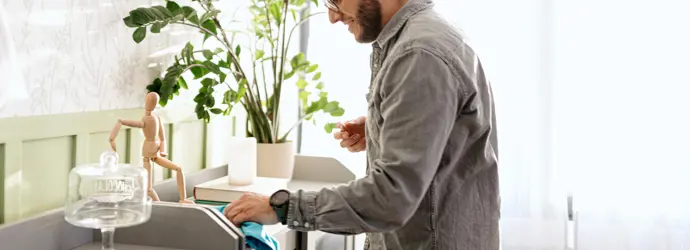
[355,0,383,43]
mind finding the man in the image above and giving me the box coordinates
[224,0,500,249]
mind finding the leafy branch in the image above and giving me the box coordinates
[123,0,343,143]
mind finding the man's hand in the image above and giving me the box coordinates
[224,193,278,226]
[334,116,366,152]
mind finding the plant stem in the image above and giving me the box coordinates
[261,61,269,103]
[273,0,290,142]
[280,113,311,142]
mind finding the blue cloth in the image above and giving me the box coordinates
[213,205,280,250]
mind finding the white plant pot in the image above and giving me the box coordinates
[226,137,257,186]
[257,141,295,179]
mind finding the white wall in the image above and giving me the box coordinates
[0,0,254,119]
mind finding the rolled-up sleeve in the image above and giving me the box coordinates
[286,47,461,234]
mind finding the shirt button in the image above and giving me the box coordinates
[293,221,299,226]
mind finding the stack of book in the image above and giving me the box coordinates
[191,175,347,205]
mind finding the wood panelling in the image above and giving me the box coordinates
[0,108,235,224]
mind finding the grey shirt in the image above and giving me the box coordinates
[286,0,500,249]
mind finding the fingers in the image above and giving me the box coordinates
[348,137,366,152]
[334,130,350,140]
[340,134,362,148]
[225,195,252,226]
[231,211,252,226]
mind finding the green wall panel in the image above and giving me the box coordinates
[89,130,129,164]
[0,143,4,224]
[20,137,74,219]
[170,120,206,177]
[0,108,229,225]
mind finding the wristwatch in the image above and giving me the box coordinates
[269,189,290,225]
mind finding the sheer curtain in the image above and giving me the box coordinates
[552,0,690,249]
[301,0,690,249]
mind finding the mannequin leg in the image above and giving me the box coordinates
[152,157,194,204]
[143,157,160,201]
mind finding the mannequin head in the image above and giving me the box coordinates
[145,92,159,112]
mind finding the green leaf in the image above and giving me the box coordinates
[141,8,160,22]
[172,14,184,22]
[311,0,319,6]
[219,72,227,83]
[183,42,194,64]
[210,108,223,114]
[182,6,199,24]
[330,107,345,117]
[202,50,214,60]
[130,8,152,25]
[324,122,338,133]
[218,60,230,68]
[190,65,209,79]
[177,76,188,89]
[150,22,162,33]
[147,78,163,93]
[201,19,217,34]
[269,3,282,25]
[133,27,147,43]
[323,101,339,112]
[284,71,295,80]
[312,72,321,81]
[123,16,138,28]
[223,104,234,115]
[202,61,222,74]
[201,78,215,86]
[296,78,308,89]
[315,82,324,90]
[206,96,216,107]
[319,91,328,98]
[223,90,238,104]
[237,78,248,97]
[306,64,318,73]
[290,9,296,21]
[200,9,221,23]
[166,1,182,15]
[235,45,242,57]
[151,6,173,19]
[194,93,206,103]
[255,50,265,61]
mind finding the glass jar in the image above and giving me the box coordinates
[64,151,152,250]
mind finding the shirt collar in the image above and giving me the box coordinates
[374,0,434,48]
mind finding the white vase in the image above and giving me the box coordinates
[257,141,295,179]
[226,137,257,186]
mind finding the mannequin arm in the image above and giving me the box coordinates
[109,119,143,151]
[157,116,167,155]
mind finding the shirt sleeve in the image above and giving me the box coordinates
[286,47,461,234]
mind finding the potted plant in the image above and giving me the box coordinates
[122,0,344,180]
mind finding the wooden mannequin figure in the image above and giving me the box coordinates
[109,92,194,204]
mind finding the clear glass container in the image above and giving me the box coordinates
[64,151,152,250]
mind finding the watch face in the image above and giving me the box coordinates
[270,190,289,206]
